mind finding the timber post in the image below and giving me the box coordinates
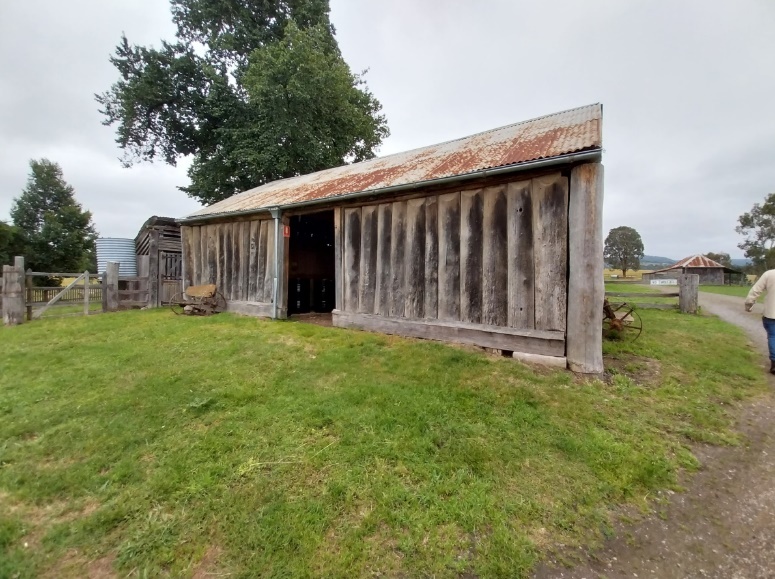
[105,261,120,312]
[2,256,25,326]
[566,163,605,375]
[83,271,90,316]
[25,268,33,321]
[679,274,699,314]
[148,229,160,308]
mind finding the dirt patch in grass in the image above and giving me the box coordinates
[191,545,224,579]
[604,353,663,385]
[44,550,116,579]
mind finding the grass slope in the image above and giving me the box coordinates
[0,310,767,577]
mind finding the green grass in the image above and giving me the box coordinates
[0,310,767,577]
[699,285,757,300]
[605,282,678,306]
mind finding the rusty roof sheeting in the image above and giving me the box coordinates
[186,103,602,219]
[652,254,742,273]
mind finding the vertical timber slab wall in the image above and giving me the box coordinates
[333,171,571,357]
[181,217,277,317]
[566,163,604,374]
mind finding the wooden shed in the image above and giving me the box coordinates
[642,254,743,285]
[178,104,605,373]
[134,216,183,305]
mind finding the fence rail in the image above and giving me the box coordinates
[605,274,698,314]
[27,285,103,305]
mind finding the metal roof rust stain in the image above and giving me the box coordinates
[188,104,603,218]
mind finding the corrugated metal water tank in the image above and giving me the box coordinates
[96,238,137,276]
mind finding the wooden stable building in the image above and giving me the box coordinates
[134,216,183,305]
[178,104,605,373]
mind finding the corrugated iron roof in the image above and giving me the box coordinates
[653,254,741,273]
[186,103,602,219]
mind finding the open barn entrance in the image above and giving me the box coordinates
[287,210,336,317]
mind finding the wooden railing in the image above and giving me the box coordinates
[606,274,699,314]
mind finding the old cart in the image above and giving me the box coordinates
[602,298,643,341]
[170,284,226,316]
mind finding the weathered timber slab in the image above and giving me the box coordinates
[332,310,564,357]
[506,180,534,329]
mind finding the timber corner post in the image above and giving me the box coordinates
[105,261,120,312]
[2,256,25,326]
[269,207,288,320]
[566,163,605,375]
[678,274,699,314]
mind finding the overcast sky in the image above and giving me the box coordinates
[1,0,773,259]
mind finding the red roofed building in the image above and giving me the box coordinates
[644,254,743,285]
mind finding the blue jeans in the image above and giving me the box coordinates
[763,317,775,361]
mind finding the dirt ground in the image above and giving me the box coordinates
[534,292,775,579]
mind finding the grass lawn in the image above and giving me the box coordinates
[699,285,757,300]
[605,282,678,306]
[0,309,768,577]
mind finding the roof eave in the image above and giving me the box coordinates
[177,148,603,225]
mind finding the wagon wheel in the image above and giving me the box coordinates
[602,303,644,341]
[212,290,227,313]
[170,292,188,315]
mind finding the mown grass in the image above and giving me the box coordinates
[699,285,756,300]
[605,282,678,306]
[0,309,767,577]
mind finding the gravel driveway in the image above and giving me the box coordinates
[534,291,775,579]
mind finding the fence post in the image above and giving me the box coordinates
[679,274,699,314]
[2,257,25,326]
[84,271,90,316]
[106,262,119,312]
[25,268,33,321]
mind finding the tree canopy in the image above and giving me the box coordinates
[736,193,775,273]
[96,0,389,206]
[604,226,644,278]
[0,221,22,267]
[10,160,97,276]
[704,252,732,268]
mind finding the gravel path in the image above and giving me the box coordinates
[534,291,775,579]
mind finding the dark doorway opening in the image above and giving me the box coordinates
[287,210,336,316]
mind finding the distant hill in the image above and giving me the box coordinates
[641,255,675,265]
[730,258,751,267]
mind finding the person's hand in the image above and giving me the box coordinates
[745,302,754,312]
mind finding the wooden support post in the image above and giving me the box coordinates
[2,261,25,326]
[566,163,605,375]
[679,274,699,314]
[334,207,344,313]
[26,268,33,321]
[106,262,119,312]
[83,271,90,315]
[148,229,160,308]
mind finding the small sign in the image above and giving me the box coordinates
[650,279,677,286]
[283,225,290,238]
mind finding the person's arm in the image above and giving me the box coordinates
[745,272,769,311]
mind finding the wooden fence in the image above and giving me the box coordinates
[606,274,699,314]
[2,257,151,326]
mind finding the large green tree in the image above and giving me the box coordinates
[0,221,23,266]
[604,226,644,279]
[704,252,732,268]
[96,0,389,206]
[736,193,775,273]
[10,160,98,276]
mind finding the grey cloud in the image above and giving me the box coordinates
[2,0,774,257]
